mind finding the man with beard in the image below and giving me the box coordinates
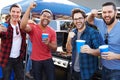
[87,2,120,80]
[0,4,26,80]
[20,2,57,80]
[66,8,103,80]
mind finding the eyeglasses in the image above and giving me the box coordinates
[104,33,108,44]
[16,27,19,35]
[74,17,84,21]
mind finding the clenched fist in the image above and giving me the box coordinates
[29,2,37,10]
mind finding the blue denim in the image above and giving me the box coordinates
[102,66,120,80]
[10,70,14,80]
[72,70,81,80]
[32,58,55,80]
[26,51,32,73]
[26,38,32,73]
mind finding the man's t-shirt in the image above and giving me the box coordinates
[94,18,120,70]
[28,23,56,61]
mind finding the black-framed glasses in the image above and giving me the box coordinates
[104,33,108,44]
[16,27,19,35]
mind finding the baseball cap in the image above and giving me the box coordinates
[40,9,53,16]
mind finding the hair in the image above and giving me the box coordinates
[102,2,116,11]
[71,8,86,19]
[40,9,53,16]
[9,4,22,12]
[5,14,10,21]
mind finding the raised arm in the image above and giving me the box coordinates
[66,32,75,53]
[20,2,36,32]
[87,9,98,25]
[66,36,72,53]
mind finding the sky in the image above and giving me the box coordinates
[0,0,70,10]
[0,0,22,13]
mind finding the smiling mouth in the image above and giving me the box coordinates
[104,17,110,20]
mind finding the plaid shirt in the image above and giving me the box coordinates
[0,21,26,67]
[71,24,103,80]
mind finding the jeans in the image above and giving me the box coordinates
[26,51,32,73]
[72,70,81,80]
[102,66,120,80]
[32,58,55,80]
[2,57,24,80]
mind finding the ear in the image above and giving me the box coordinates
[84,17,87,22]
[115,10,118,17]
[40,15,42,19]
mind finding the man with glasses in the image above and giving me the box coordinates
[20,2,57,80]
[66,8,103,80]
[0,4,26,80]
[87,2,120,80]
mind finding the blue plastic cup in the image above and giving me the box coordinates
[99,45,108,53]
[1,23,8,28]
[76,40,85,54]
[0,66,3,78]
[42,33,49,41]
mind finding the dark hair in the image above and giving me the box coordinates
[9,4,22,12]
[40,9,53,16]
[102,2,116,11]
[71,8,86,19]
[5,14,10,21]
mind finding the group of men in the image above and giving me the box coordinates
[66,2,120,80]
[0,1,120,80]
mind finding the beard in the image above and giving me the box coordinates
[103,15,115,25]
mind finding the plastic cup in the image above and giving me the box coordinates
[0,66,3,78]
[76,40,85,54]
[1,23,8,28]
[42,33,49,41]
[99,45,108,53]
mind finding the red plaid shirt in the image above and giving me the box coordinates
[0,21,26,67]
